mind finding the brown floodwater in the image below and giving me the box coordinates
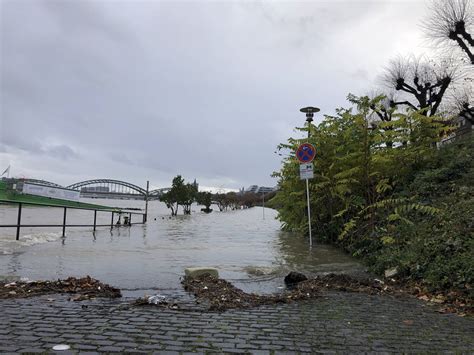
[0,199,365,295]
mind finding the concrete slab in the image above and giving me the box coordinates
[184,267,219,279]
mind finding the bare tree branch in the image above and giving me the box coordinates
[391,100,418,111]
[423,0,474,64]
[381,56,459,116]
[453,34,474,63]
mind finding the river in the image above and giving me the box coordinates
[0,199,364,295]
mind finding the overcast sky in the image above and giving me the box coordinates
[1,0,430,191]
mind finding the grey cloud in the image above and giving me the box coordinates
[1,133,78,161]
[1,0,430,189]
[350,68,370,80]
[1,135,44,154]
[45,144,78,160]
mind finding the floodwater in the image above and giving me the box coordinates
[0,199,365,295]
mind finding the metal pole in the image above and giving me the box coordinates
[62,207,67,237]
[144,180,149,223]
[262,192,265,220]
[306,178,312,247]
[111,211,114,230]
[93,210,97,231]
[16,203,22,241]
[129,212,132,225]
[307,120,311,246]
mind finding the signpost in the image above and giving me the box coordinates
[296,143,316,163]
[299,163,314,180]
[296,142,315,247]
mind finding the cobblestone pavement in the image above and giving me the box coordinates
[1,291,473,354]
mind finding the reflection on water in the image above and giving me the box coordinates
[0,199,364,294]
[276,232,364,274]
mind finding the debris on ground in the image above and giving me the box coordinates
[181,273,473,315]
[133,294,179,309]
[402,283,473,317]
[0,276,121,300]
[299,273,396,295]
[147,294,167,305]
[288,274,472,315]
[52,344,71,351]
[182,274,319,311]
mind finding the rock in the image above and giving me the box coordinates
[184,267,219,279]
[284,272,308,287]
[384,267,398,278]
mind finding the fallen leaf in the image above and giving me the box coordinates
[431,296,445,304]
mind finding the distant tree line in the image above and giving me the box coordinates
[159,175,275,215]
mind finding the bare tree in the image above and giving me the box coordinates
[382,56,460,116]
[450,83,474,123]
[367,92,398,148]
[423,0,474,64]
[367,91,396,123]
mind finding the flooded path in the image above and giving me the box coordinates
[0,199,365,294]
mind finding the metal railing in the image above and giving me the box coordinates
[0,200,146,241]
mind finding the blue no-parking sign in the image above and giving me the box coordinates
[296,143,316,163]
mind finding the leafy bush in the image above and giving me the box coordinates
[273,95,473,296]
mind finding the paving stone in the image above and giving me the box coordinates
[91,340,115,346]
[0,347,19,352]
[73,344,98,350]
[15,335,41,342]
[0,291,472,353]
[97,346,125,352]
[85,334,108,340]
[16,348,45,353]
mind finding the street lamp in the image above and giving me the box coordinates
[300,106,320,138]
[299,106,319,249]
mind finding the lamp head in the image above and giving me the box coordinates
[300,106,320,123]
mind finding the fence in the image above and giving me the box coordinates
[0,200,146,241]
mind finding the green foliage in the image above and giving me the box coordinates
[159,175,197,215]
[274,94,473,295]
[213,193,230,212]
[196,191,212,210]
[212,191,266,211]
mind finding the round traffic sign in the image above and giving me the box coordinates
[296,143,316,163]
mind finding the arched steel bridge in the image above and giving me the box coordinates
[67,179,147,195]
[64,179,170,200]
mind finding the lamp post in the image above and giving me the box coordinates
[300,106,320,139]
[299,106,319,248]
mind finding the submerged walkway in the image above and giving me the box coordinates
[1,291,473,353]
